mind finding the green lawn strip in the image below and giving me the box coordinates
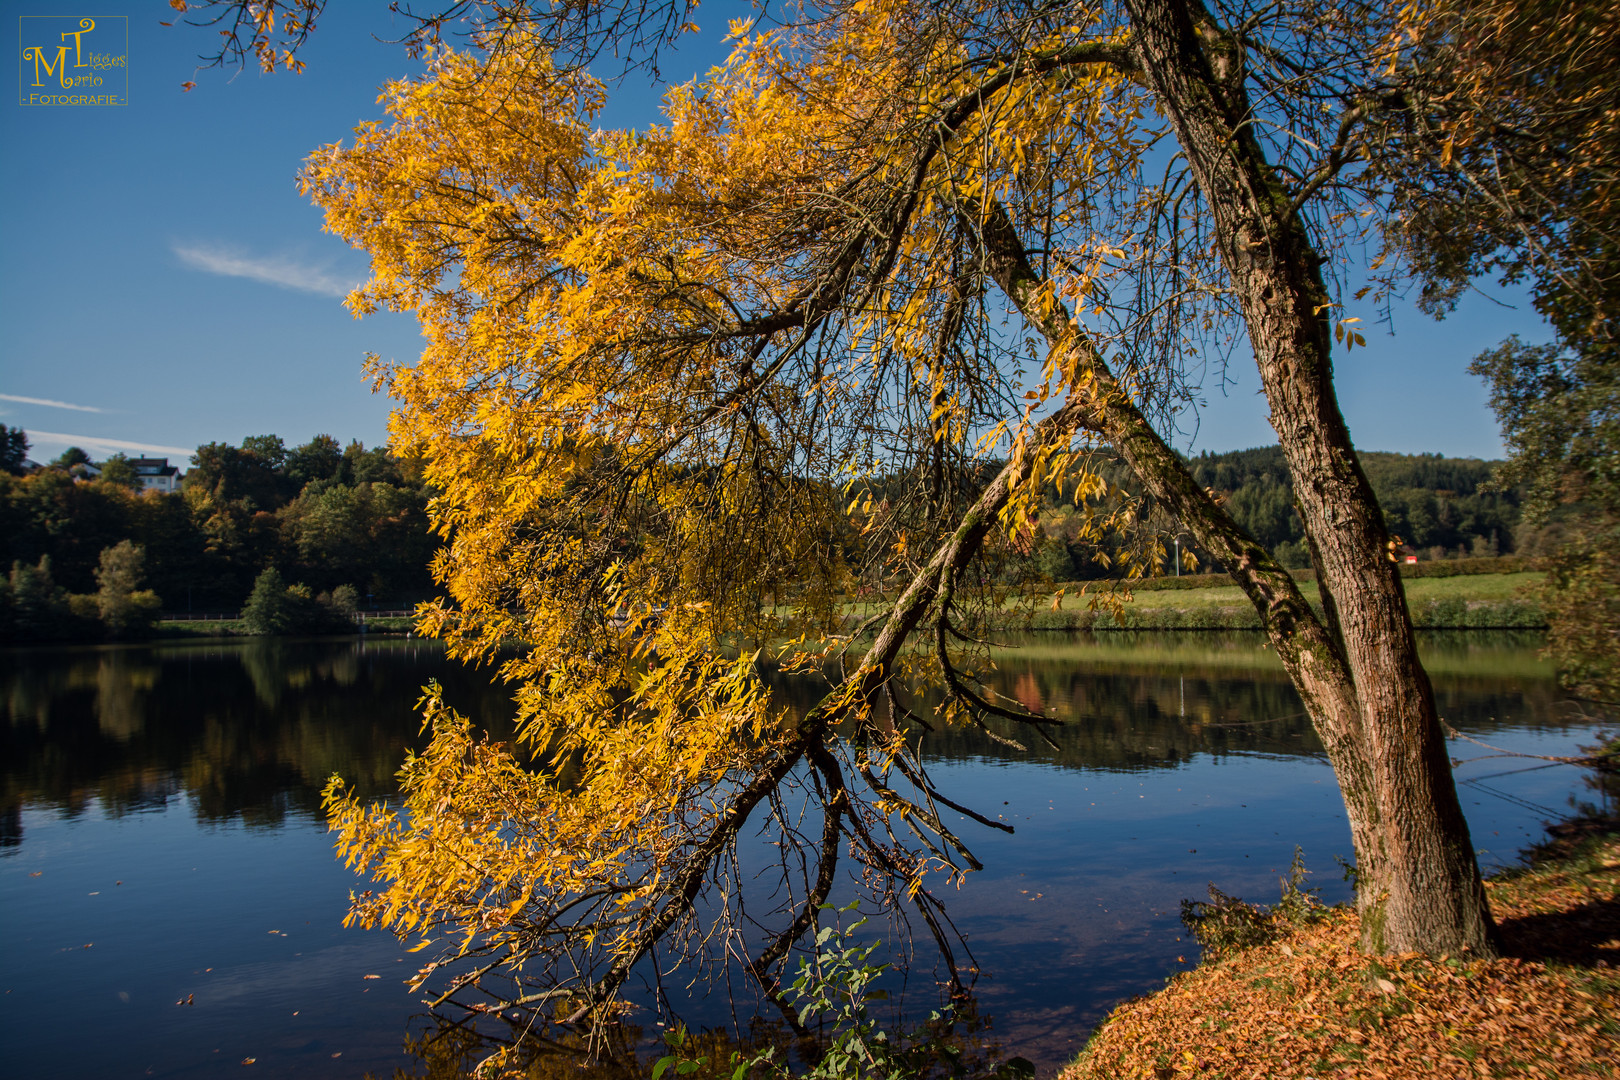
[1060,572,1541,609]
[154,619,250,637]
[152,617,420,638]
[1020,571,1542,629]
[833,572,1543,630]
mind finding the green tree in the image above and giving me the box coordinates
[240,566,296,635]
[1373,0,1619,360]
[275,474,434,599]
[185,438,295,602]
[342,439,404,486]
[2,468,133,593]
[97,454,144,493]
[94,540,160,638]
[50,446,90,472]
[240,565,357,635]
[186,439,290,510]
[0,556,75,642]
[0,425,27,476]
[326,583,360,618]
[1474,337,1619,702]
[1389,0,1620,703]
[285,434,344,488]
[125,490,208,609]
[241,434,289,471]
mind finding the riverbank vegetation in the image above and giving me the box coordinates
[0,430,1540,645]
[0,432,436,642]
[0,432,435,619]
[0,542,163,643]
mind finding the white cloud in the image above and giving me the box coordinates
[172,241,361,298]
[25,430,195,461]
[0,393,106,413]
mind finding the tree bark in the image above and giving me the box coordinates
[966,196,1387,935]
[1118,0,1497,955]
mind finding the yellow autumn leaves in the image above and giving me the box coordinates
[309,1,1153,1016]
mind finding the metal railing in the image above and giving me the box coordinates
[158,609,420,621]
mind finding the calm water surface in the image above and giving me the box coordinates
[0,632,1602,1078]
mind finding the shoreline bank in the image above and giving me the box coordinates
[1061,812,1619,1079]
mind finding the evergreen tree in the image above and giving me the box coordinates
[0,425,27,476]
[240,566,295,635]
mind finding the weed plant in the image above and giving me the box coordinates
[652,904,1035,1080]
[1180,849,1332,959]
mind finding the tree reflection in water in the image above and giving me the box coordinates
[0,630,1582,1077]
[387,988,1006,1080]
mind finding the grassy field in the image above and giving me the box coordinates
[839,569,1546,630]
[148,571,1543,641]
[1013,570,1547,630]
[973,629,1555,681]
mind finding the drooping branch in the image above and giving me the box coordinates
[958,192,1391,870]
[965,195,1359,713]
[449,379,1094,1022]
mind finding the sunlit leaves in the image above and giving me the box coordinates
[304,3,1168,1024]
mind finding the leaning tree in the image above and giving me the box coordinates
[177,0,1571,1048]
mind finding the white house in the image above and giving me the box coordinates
[128,457,183,494]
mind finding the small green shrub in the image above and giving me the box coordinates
[1409,597,1546,628]
[241,567,360,635]
[1180,848,1329,959]
[652,903,1035,1080]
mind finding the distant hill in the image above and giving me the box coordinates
[1187,446,1521,568]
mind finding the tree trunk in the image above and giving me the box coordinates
[1121,0,1497,955]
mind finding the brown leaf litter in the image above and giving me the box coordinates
[1063,822,1619,1080]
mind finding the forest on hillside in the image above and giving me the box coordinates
[2,424,1525,643]
[1020,446,1525,581]
[0,431,436,640]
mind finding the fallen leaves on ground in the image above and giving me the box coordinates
[1063,823,1619,1080]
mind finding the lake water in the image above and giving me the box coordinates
[0,632,1604,1078]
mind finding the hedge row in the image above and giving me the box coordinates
[1113,555,1543,593]
[999,598,1545,631]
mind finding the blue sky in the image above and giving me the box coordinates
[1,4,1549,467]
